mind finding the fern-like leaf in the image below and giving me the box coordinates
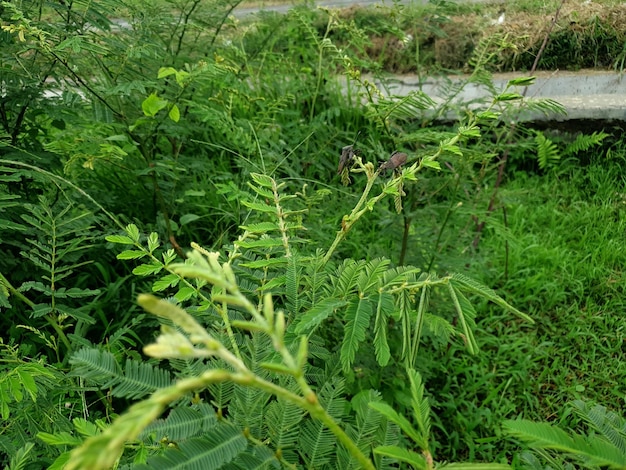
[408,370,431,451]
[298,378,346,468]
[423,313,455,344]
[265,395,305,464]
[381,266,421,289]
[373,293,395,367]
[17,198,100,325]
[294,298,347,335]
[333,259,366,298]
[206,359,235,410]
[572,400,626,457]
[448,285,479,355]
[222,446,280,469]
[397,290,413,362]
[371,92,436,124]
[337,390,383,470]
[450,273,533,323]
[140,404,217,442]
[285,254,303,319]
[357,258,391,295]
[438,464,512,470]
[408,284,430,369]
[535,132,560,170]
[340,297,373,372]
[232,237,285,250]
[524,98,567,118]
[503,419,626,468]
[304,256,330,305]
[6,442,35,470]
[564,131,609,156]
[70,348,172,399]
[137,425,247,470]
[230,335,273,437]
[373,417,401,470]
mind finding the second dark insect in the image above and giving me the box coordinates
[379,151,407,175]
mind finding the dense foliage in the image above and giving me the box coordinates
[1,0,624,469]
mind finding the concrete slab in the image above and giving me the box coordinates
[367,70,626,122]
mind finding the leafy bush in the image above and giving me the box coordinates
[0,0,623,468]
[505,400,626,468]
[59,166,531,468]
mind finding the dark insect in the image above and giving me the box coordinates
[379,151,407,175]
[337,145,357,174]
[337,130,362,175]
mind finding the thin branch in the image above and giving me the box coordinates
[472,0,566,249]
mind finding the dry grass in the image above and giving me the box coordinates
[483,1,626,65]
[336,0,626,72]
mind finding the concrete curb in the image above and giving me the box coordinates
[366,70,626,122]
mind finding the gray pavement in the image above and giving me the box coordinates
[376,70,626,122]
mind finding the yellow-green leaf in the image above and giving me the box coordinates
[142,93,168,117]
[168,104,180,122]
[117,250,146,260]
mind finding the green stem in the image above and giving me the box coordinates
[322,167,382,265]
[322,121,474,266]
[323,160,426,266]
[426,177,460,272]
[67,368,375,470]
[234,372,376,470]
[0,271,72,353]
[218,300,242,359]
[218,290,374,468]
[307,401,376,470]
[309,15,333,123]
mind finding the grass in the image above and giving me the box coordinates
[116,0,626,73]
[415,143,626,460]
[497,159,626,400]
[238,0,293,8]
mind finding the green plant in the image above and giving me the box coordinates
[50,142,533,467]
[535,131,609,170]
[0,192,104,361]
[504,400,626,468]
[1,0,270,246]
[0,339,73,468]
[420,143,626,461]
[3,0,623,467]
[0,159,171,467]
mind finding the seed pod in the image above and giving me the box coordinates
[379,151,407,175]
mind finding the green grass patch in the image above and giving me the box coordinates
[420,148,626,460]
